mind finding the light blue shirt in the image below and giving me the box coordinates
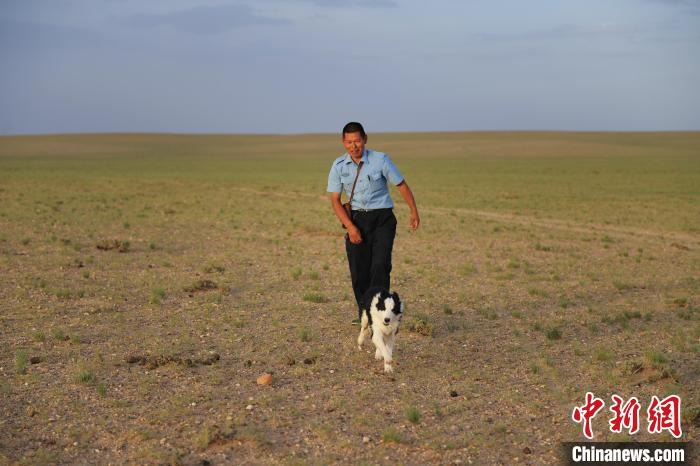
[327,149,404,210]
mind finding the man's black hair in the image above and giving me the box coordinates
[342,122,366,139]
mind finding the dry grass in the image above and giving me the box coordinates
[0,132,698,464]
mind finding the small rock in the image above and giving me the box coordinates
[256,373,273,386]
[284,356,295,366]
[523,446,532,454]
[303,357,316,365]
[26,407,37,417]
[362,436,370,444]
[245,404,254,410]
[450,390,459,397]
[30,356,41,364]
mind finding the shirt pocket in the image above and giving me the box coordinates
[340,172,356,195]
[368,171,385,192]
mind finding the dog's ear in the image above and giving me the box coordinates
[391,291,402,314]
[373,293,385,311]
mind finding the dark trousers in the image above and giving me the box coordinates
[345,208,397,317]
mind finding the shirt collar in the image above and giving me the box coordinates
[344,149,369,165]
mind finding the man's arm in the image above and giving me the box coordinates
[397,181,420,230]
[330,192,362,244]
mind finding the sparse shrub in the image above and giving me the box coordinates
[82,271,90,279]
[382,427,403,443]
[299,328,311,342]
[595,347,614,362]
[507,257,521,269]
[478,308,498,320]
[96,383,107,397]
[70,334,82,345]
[545,327,562,340]
[559,298,571,309]
[406,313,434,336]
[149,241,157,250]
[459,262,477,276]
[534,242,551,252]
[442,304,453,315]
[52,329,67,341]
[183,280,217,293]
[406,406,421,424]
[613,280,633,291]
[150,287,166,304]
[33,331,46,342]
[645,350,667,367]
[21,238,31,245]
[31,277,47,289]
[123,222,130,229]
[528,287,549,298]
[194,426,211,451]
[55,289,71,299]
[495,272,515,280]
[96,239,130,252]
[203,264,225,273]
[302,293,327,303]
[530,363,540,374]
[672,297,688,308]
[15,349,29,375]
[75,366,95,384]
[511,311,522,319]
[308,271,320,280]
[291,268,302,280]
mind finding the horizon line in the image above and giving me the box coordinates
[2,129,700,138]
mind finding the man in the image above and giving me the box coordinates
[327,122,420,321]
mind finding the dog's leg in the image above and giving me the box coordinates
[372,332,393,373]
[357,313,369,350]
[386,333,396,368]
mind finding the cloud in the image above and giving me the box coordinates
[124,3,291,34]
[0,19,105,53]
[308,0,397,7]
[645,0,700,14]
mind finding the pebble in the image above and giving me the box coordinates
[245,404,254,410]
[256,373,273,386]
[362,436,370,444]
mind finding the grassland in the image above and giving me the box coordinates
[0,132,698,465]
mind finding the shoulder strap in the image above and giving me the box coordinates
[348,161,364,204]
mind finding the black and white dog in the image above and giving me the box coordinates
[357,288,403,373]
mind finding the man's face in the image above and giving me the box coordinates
[342,132,367,160]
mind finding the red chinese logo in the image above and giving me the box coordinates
[647,395,682,438]
[609,394,641,435]
[572,393,683,439]
[572,392,606,439]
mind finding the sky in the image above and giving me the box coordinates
[1,0,699,134]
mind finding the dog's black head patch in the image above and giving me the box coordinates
[362,288,401,315]
[390,291,402,315]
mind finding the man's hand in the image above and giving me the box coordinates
[397,181,420,232]
[347,225,362,244]
[409,211,420,231]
